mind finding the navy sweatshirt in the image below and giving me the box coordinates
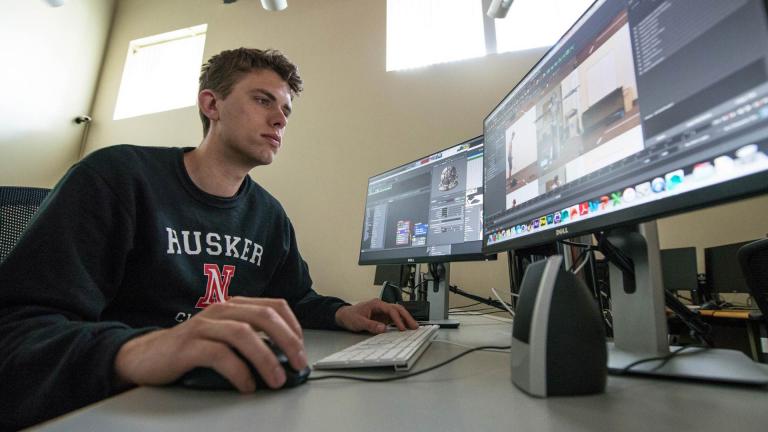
[0,145,348,429]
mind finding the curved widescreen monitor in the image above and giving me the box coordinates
[359,136,495,265]
[483,0,768,253]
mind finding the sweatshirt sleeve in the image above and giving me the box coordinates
[264,220,349,330]
[0,162,156,430]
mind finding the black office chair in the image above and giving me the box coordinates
[0,186,51,264]
[738,238,768,322]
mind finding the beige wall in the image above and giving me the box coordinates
[6,0,767,304]
[0,0,115,187]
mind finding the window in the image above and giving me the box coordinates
[386,0,485,71]
[494,0,594,53]
[113,24,207,120]
[386,0,593,71]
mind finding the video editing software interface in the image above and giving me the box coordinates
[483,0,768,251]
[359,137,485,264]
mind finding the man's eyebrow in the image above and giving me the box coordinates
[251,88,292,115]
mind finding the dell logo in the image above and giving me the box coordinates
[555,228,569,236]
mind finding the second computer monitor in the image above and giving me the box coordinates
[705,240,755,294]
[660,247,698,293]
[358,136,491,265]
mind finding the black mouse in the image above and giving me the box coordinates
[178,339,311,391]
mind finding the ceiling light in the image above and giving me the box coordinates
[487,0,514,18]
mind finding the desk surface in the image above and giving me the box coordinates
[33,315,768,432]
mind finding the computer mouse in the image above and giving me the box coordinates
[178,339,310,391]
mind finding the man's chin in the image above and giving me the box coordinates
[246,151,276,167]
[262,152,277,165]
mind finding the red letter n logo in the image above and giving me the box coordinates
[195,264,236,308]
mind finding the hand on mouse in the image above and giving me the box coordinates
[114,296,307,393]
[334,298,419,334]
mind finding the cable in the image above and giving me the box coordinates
[433,339,511,351]
[381,281,408,302]
[491,287,515,317]
[489,287,519,298]
[449,285,510,312]
[613,345,697,375]
[451,309,513,316]
[427,263,442,293]
[384,279,429,300]
[449,301,484,310]
[464,311,512,317]
[450,307,503,314]
[558,239,593,249]
[307,344,511,383]
[570,250,593,275]
[566,244,597,270]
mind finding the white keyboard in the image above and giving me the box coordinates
[313,325,439,371]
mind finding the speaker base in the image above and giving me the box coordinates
[607,342,768,385]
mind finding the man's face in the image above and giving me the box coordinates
[211,69,293,167]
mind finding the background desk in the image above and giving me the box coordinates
[33,315,768,432]
[693,309,765,363]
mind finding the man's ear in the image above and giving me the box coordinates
[198,89,220,122]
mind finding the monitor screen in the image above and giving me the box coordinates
[483,0,768,253]
[705,240,755,294]
[660,247,698,292]
[359,136,492,265]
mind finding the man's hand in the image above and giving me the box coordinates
[114,297,307,393]
[335,298,419,334]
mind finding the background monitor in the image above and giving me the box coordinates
[660,247,698,293]
[482,0,768,253]
[705,240,755,294]
[373,264,407,286]
[359,136,493,265]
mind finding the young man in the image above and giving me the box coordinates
[0,48,417,430]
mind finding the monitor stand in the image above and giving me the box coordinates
[423,262,460,328]
[606,221,768,385]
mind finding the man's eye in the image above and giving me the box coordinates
[255,97,271,106]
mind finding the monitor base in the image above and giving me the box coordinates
[418,319,460,328]
[607,342,768,385]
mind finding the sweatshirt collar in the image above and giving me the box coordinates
[175,147,250,208]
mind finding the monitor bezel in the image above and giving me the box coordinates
[358,135,497,266]
[481,0,768,254]
[484,171,768,254]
